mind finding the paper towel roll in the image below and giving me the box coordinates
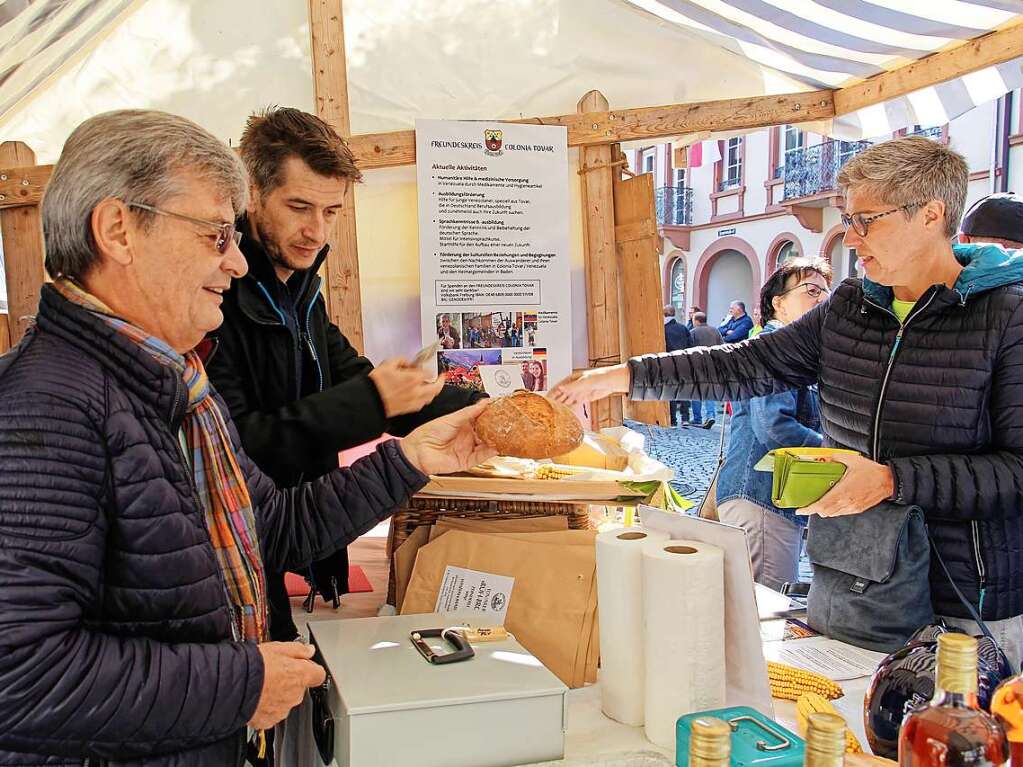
[642,539,726,750]
[596,526,670,725]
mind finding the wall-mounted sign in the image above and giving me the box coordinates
[717,227,736,236]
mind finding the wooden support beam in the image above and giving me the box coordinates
[611,144,669,427]
[834,21,1023,116]
[350,90,834,171]
[577,91,623,430]
[0,163,52,210]
[0,313,10,354]
[0,142,45,345]
[309,0,364,353]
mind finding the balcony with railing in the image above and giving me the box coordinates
[655,186,694,227]
[908,125,943,140]
[783,139,871,201]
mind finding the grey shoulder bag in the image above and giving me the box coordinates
[806,502,934,653]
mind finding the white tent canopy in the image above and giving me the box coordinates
[0,0,1020,363]
[1,0,1021,156]
[625,0,1023,137]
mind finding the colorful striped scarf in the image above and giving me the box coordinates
[55,278,268,642]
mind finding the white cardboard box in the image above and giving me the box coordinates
[309,613,568,767]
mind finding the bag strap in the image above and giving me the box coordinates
[927,532,995,642]
[695,406,730,519]
[716,404,729,464]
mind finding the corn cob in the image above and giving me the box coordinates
[767,661,843,701]
[534,464,587,480]
[796,692,863,753]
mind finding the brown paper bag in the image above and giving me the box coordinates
[402,530,596,687]
[428,515,569,541]
[393,525,431,611]
[570,574,597,688]
[397,522,582,610]
[420,527,599,686]
[586,606,599,684]
[433,529,597,548]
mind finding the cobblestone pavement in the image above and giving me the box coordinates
[624,417,727,505]
[628,416,814,582]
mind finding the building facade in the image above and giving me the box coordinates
[634,90,1022,327]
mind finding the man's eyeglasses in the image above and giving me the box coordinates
[779,282,829,299]
[129,202,241,254]
[841,202,926,238]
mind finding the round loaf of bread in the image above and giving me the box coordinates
[474,391,584,459]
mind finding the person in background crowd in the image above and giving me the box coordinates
[207,107,484,645]
[687,312,720,429]
[687,305,701,331]
[663,304,692,426]
[749,307,764,338]
[478,319,498,348]
[438,313,460,348]
[466,317,482,347]
[551,136,1023,669]
[716,258,831,589]
[718,300,754,342]
[959,192,1023,249]
[0,109,495,766]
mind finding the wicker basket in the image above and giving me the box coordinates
[386,495,590,605]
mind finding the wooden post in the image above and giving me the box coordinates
[0,141,45,346]
[0,314,9,354]
[611,145,669,426]
[577,91,623,429]
[308,0,365,352]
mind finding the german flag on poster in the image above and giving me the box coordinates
[523,312,538,324]
[532,347,547,360]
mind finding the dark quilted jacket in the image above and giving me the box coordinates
[0,286,428,766]
[630,244,1023,621]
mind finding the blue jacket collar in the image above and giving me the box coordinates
[863,243,1023,306]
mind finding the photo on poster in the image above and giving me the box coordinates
[460,311,524,349]
[522,311,538,347]
[438,349,503,392]
[519,355,548,392]
[435,312,462,349]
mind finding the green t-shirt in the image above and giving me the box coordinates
[891,298,915,324]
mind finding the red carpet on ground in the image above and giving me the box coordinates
[283,567,373,597]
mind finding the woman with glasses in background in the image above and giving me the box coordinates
[552,137,1023,666]
[715,258,831,589]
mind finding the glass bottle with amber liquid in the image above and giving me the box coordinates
[899,633,1008,767]
[689,717,731,767]
[804,712,846,767]
[992,665,1023,766]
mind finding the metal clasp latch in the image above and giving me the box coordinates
[728,715,793,752]
[410,628,476,665]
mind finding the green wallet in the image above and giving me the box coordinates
[753,447,858,508]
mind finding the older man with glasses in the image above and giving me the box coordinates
[553,135,1023,668]
[0,109,495,766]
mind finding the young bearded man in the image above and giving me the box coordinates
[207,107,484,642]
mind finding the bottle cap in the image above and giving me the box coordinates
[937,632,978,695]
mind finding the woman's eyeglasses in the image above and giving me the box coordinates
[779,282,829,299]
[841,201,926,237]
[129,202,241,254]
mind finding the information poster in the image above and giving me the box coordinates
[416,119,572,394]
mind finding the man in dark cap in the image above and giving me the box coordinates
[959,193,1023,249]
